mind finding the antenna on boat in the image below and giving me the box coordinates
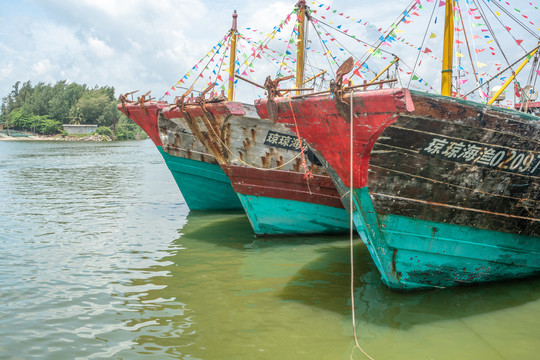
[228,10,238,101]
[295,0,307,93]
[441,0,454,96]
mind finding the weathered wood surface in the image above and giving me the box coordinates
[162,100,344,208]
[224,165,343,208]
[369,92,540,236]
[158,113,217,164]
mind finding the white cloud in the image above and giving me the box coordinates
[1,0,539,104]
[87,36,115,59]
[32,59,54,76]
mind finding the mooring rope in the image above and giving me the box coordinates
[348,89,375,360]
[195,104,303,171]
[287,95,313,193]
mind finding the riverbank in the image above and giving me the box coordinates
[0,132,113,141]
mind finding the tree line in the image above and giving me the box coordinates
[0,80,145,140]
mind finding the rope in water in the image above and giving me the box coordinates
[348,88,375,360]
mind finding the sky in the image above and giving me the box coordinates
[1,0,539,105]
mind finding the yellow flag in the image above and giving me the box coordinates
[456,52,464,57]
[495,11,500,16]
[477,62,487,68]
[430,32,437,38]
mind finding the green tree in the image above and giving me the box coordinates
[71,91,117,126]
[48,81,86,124]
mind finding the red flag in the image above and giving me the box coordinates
[516,39,523,46]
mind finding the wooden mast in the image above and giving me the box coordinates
[441,0,454,96]
[228,10,238,101]
[296,0,307,92]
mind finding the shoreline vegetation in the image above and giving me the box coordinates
[0,131,116,141]
[1,80,146,141]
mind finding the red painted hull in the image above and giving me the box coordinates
[117,102,167,146]
[223,165,343,208]
[256,88,413,188]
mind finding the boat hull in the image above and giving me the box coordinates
[223,164,348,235]
[238,194,349,236]
[260,88,540,289]
[118,102,242,211]
[345,184,540,290]
[157,146,242,211]
[162,100,348,236]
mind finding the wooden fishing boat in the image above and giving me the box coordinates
[117,97,242,211]
[157,6,349,236]
[161,91,348,236]
[258,1,540,289]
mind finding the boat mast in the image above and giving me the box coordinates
[228,10,238,101]
[296,0,307,92]
[441,0,454,96]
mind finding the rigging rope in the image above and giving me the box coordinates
[195,105,304,171]
[490,0,539,38]
[476,0,516,72]
[347,89,375,360]
[457,6,480,88]
[407,0,438,88]
[287,96,313,181]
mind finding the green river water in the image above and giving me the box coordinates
[0,139,539,359]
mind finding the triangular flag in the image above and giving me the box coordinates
[516,39,523,46]
[430,32,437,38]
[456,52,464,57]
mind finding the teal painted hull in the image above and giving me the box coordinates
[351,187,540,290]
[157,147,243,211]
[238,194,349,236]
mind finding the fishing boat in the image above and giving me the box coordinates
[117,94,242,211]
[161,8,349,235]
[258,0,540,289]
